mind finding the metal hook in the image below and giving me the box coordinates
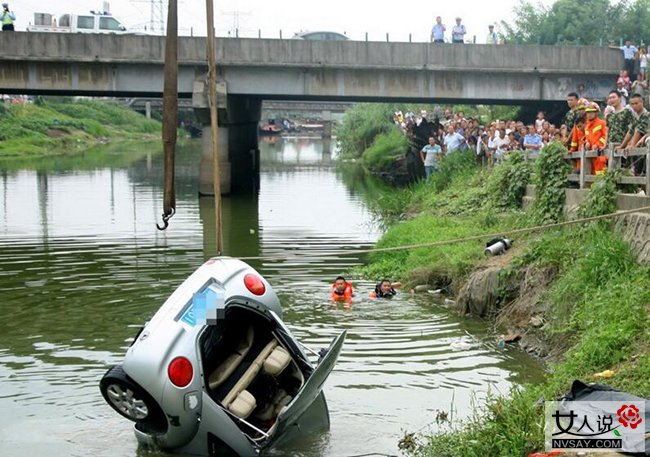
[156,208,175,231]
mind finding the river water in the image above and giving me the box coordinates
[0,137,544,457]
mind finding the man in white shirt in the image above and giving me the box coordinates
[610,39,638,80]
[451,17,466,43]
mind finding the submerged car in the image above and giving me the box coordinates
[99,257,346,456]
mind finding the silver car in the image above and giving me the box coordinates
[100,257,346,456]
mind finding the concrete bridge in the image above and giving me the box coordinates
[0,33,623,194]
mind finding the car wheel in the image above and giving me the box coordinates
[100,365,163,426]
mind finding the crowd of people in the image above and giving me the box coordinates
[394,37,650,180]
[430,16,501,44]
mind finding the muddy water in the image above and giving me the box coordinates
[0,138,544,457]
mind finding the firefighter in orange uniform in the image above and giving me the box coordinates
[584,102,608,175]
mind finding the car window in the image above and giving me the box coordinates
[77,16,94,29]
[99,17,122,31]
[59,14,70,27]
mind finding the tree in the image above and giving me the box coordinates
[502,0,650,45]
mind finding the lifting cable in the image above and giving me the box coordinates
[156,0,178,231]
[236,205,650,261]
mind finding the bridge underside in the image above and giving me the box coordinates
[0,60,615,105]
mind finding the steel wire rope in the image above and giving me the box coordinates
[235,205,650,261]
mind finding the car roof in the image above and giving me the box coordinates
[292,31,349,40]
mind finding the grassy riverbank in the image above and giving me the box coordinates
[361,149,650,456]
[0,98,161,158]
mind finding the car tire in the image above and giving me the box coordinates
[100,365,166,430]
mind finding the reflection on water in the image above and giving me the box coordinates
[0,138,544,457]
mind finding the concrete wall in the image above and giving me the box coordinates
[0,33,622,102]
[525,185,650,264]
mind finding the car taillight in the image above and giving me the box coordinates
[244,273,266,295]
[168,357,193,387]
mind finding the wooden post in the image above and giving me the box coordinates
[607,147,615,172]
[579,148,585,189]
[646,150,650,195]
[206,0,224,255]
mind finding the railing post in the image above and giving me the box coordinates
[258,29,261,39]
[579,148,586,189]
[386,32,389,42]
[409,33,412,43]
[279,30,282,39]
[646,149,650,195]
[365,32,368,42]
[235,28,239,38]
[607,147,615,172]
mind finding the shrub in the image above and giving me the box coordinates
[486,150,532,210]
[361,128,409,172]
[530,140,570,224]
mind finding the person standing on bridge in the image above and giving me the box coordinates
[1,3,15,31]
[451,17,466,44]
[431,16,446,43]
[486,25,498,44]
[610,40,638,81]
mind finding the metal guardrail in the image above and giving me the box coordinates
[563,147,650,193]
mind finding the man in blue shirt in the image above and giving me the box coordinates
[420,136,442,178]
[430,16,445,43]
[523,125,543,157]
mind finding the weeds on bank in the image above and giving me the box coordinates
[411,227,650,457]
[367,146,650,455]
[0,99,161,158]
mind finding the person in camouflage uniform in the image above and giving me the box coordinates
[563,92,580,144]
[616,93,649,175]
[605,90,633,146]
[618,94,650,149]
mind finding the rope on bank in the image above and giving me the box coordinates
[236,205,650,261]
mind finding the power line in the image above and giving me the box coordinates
[221,9,251,37]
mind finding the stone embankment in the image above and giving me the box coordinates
[456,186,650,358]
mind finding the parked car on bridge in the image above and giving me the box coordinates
[26,11,129,34]
[99,257,345,456]
[292,31,349,41]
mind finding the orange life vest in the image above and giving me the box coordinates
[331,282,353,301]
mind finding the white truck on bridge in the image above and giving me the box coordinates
[26,11,129,34]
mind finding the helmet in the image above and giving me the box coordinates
[584,102,600,113]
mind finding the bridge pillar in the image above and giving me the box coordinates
[227,95,261,194]
[321,110,332,139]
[193,79,261,195]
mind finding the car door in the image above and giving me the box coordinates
[271,330,346,438]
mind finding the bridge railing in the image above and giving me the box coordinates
[526,147,650,193]
[567,147,649,193]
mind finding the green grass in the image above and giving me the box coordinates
[0,99,161,158]
[357,143,650,456]
[409,226,650,457]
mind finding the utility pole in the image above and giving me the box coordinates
[206,0,224,254]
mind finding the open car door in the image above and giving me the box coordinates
[272,330,346,438]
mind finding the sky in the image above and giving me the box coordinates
[14,0,556,42]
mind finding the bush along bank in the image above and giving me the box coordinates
[361,142,650,456]
[0,98,162,158]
